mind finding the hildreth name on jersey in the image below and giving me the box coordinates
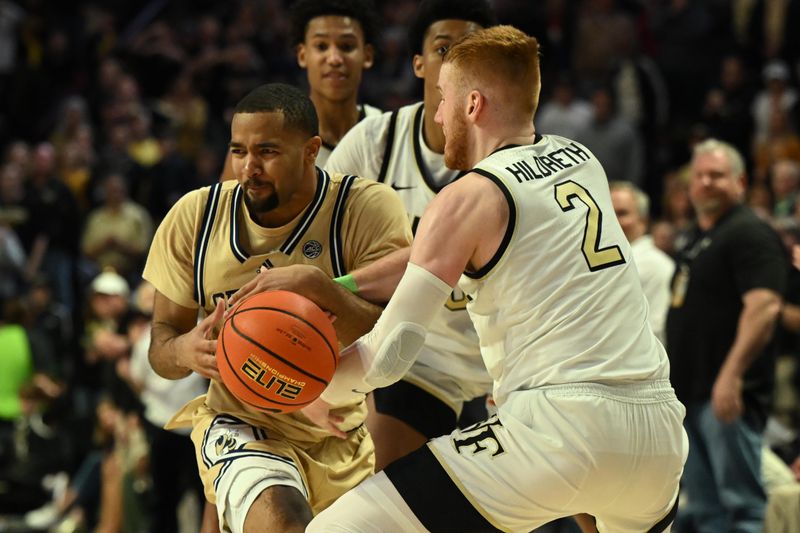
[505,142,591,183]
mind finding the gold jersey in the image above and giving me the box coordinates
[143,168,412,444]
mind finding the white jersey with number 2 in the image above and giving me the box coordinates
[460,136,670,406]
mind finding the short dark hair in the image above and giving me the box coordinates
[290,0,380,47]
[234,83,319,137]
[408,0,496,55]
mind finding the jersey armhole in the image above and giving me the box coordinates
[193,183,222,307]
[329,175,357,277]
[376,110,399,183]
[463,169,516,280]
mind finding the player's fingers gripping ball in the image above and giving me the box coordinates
[216,290,339,413]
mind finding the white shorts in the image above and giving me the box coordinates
[402,361,492,414]
[310,380,688,533]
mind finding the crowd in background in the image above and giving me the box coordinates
[1,0,800,531]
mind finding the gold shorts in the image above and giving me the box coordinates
[189,401,374,532]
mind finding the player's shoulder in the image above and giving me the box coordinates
[349,101,420,136]
[442,171,505,206]
[327,171,396,198]
[343,108,392,139]
[325,171,402,210]
[165,180,237,219]
[361,103,383,118]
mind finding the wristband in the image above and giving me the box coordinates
[333,274,359,295]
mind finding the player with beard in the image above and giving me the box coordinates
[290,0,382,168]
[143,83,411,533]
[307,26,687,532]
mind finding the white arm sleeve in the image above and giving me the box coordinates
[320,262,453,405]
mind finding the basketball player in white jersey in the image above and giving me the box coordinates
[305,26,688,532]
[144,83,411,533]
[290,0,382,168]
[324,0,497,471]
[218,0,380,181]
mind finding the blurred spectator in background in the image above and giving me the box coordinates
[126,109,162,170]
[575,85,644,186]
[155,72,209,161]
[18,142,81,311]
[702,54,756,168]
[753,107,800,184]
[81,173,153,285]
[535,74,592,139]
[123,280,206,533]
[58,128,96,214]
[771,159,800,218]
[571,0,632,92]
[611,181,674,343]
[0,295,65,516]
[135,128,195,221]
[748,181,775,220]
[82,270,139,415]
[752,60,798,146]
[0,209,25,301]
[0,297,36,464]
[668,139,786,532]
[50,96,91,154]
[651,219,677,257]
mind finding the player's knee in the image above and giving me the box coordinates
[243,486,311,533]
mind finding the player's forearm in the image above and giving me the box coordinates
[347,247,411,303]
[149,322,192,379]
[309,276,384,346]
[781,302,800,332]
[719,289,782,379]
[321,263,451,405]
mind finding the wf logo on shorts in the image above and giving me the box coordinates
[453,418,505,457]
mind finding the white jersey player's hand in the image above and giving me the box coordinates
[175,299,224,382]
[300,397,347,439]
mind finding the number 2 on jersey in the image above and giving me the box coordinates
[554,180,625,271]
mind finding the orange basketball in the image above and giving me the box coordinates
[216,290,338,413]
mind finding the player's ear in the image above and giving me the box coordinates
[304,136,322,165]
[466,90,482,122]
[363,44,375,70]
[297,44,307,68]
[413,54,424,79]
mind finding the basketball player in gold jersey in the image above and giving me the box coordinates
[143,83,411,533]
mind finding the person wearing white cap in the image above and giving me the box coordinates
[752,60,798,143]
[90,270,130,298]
[85,270,130,364]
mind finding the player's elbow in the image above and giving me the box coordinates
[364,322,427,388]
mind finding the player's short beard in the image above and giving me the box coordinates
[244,189,279,216]
[444,110,470,171]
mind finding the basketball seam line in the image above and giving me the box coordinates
[231,304,338,370]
